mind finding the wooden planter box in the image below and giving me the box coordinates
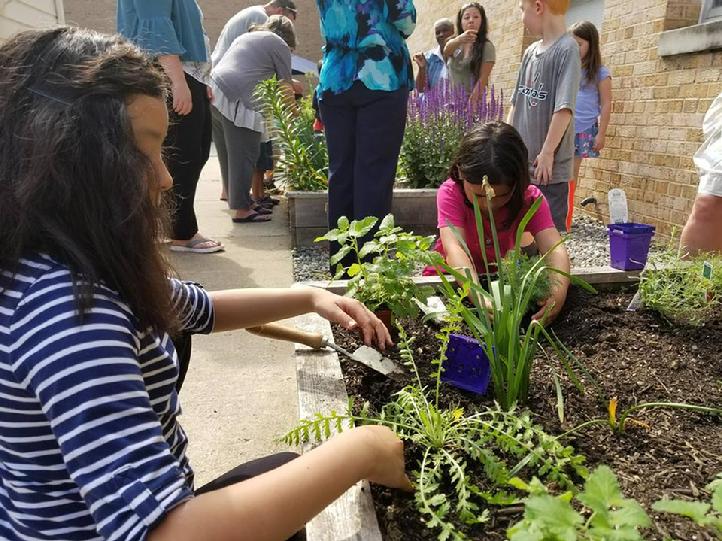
[287,188,438,247]
[291,268,641,540]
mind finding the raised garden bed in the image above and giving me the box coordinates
[287,188,437,247]
[292,277,722,540]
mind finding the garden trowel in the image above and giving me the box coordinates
[246,322,405,378]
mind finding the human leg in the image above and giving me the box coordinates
[566,156,583,231]
[220,116,266,221]
[348,86,408,262]
[319,89,357,266]
[538,182,570,234]
[167,75,222,251]
[251,141,274,205]
[195,452,303,540]
[352,86,408,224]
[211,106,230,201]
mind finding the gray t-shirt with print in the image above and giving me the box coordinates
[211,30,292,110]
[510,33,581,185]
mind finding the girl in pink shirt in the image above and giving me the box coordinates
[426,121,571,322]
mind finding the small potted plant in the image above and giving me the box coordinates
[315,214,442,327]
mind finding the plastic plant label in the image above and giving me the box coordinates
[703,261,712,279]
[703,261,713,302]
[608,188,629,224]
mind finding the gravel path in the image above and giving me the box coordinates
[292,214,652,282]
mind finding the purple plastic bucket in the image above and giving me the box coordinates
[442,334,491,395]
[607,223,655,271]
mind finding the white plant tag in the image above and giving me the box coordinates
[608,189,629,224]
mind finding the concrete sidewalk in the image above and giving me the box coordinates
[168,156,299,487]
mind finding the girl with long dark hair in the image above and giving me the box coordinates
[425,121,570,323]
[0,27,410,541]
[444,2,496,106]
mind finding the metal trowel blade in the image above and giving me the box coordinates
[351,345,406,377]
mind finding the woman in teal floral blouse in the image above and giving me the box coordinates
[315,0,416,269]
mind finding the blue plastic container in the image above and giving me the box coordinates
[442,334,491,394]
[607,223,655,271]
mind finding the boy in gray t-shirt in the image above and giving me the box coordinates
[509,0,581,233]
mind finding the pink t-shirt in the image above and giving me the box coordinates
[424,179,556,274]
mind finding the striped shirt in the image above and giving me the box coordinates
[0,254,214,540]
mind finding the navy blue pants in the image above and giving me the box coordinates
[319,82,409,267]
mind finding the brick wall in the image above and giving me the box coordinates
[409,0,722,237]
[62,0,323,61]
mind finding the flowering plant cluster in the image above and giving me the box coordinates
[400,81,504,189]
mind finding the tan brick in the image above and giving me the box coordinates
[697,69,721,83]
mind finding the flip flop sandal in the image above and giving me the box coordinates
[257,195,280,206]
[253,199,274,210]
[170,237,224,253]
[251,205,272,215]
[232,212,271,223]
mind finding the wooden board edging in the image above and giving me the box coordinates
[292,311,383,541]
[298,266,641,295]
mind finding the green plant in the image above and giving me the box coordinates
[436,180,595,410]
[558,398,722,437]
[497,251,552,310]
[401,81,504,188]
[254,77,328,191]
[508,465,651,540]
[283,312,588,540]
[653,473,722,538]
[639,242,722,326]
[315,214,442,318]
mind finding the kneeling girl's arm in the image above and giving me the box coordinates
[531,227,570,323]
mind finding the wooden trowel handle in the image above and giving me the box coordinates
[246,322,326,349]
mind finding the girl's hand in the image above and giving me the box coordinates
[355,426,413,491]
[171,79,193,115]
[413,52,427,69]
[531,288,567,324]
[310,289,393,350]
[458,29,477,44]
[592,134,605,153]
[206,85,214,103]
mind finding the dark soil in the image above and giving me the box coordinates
[334,287,722,540]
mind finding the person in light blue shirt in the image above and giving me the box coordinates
[315,0,416,271]
[118,0,223,254]
[412,18,455,92]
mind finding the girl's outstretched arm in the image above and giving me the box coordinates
[210,287,393,349]
[149,425,412,541]
[531,227,570,323]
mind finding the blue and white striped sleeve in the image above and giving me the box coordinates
[169,279,215,334]
[10,276,194,541]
